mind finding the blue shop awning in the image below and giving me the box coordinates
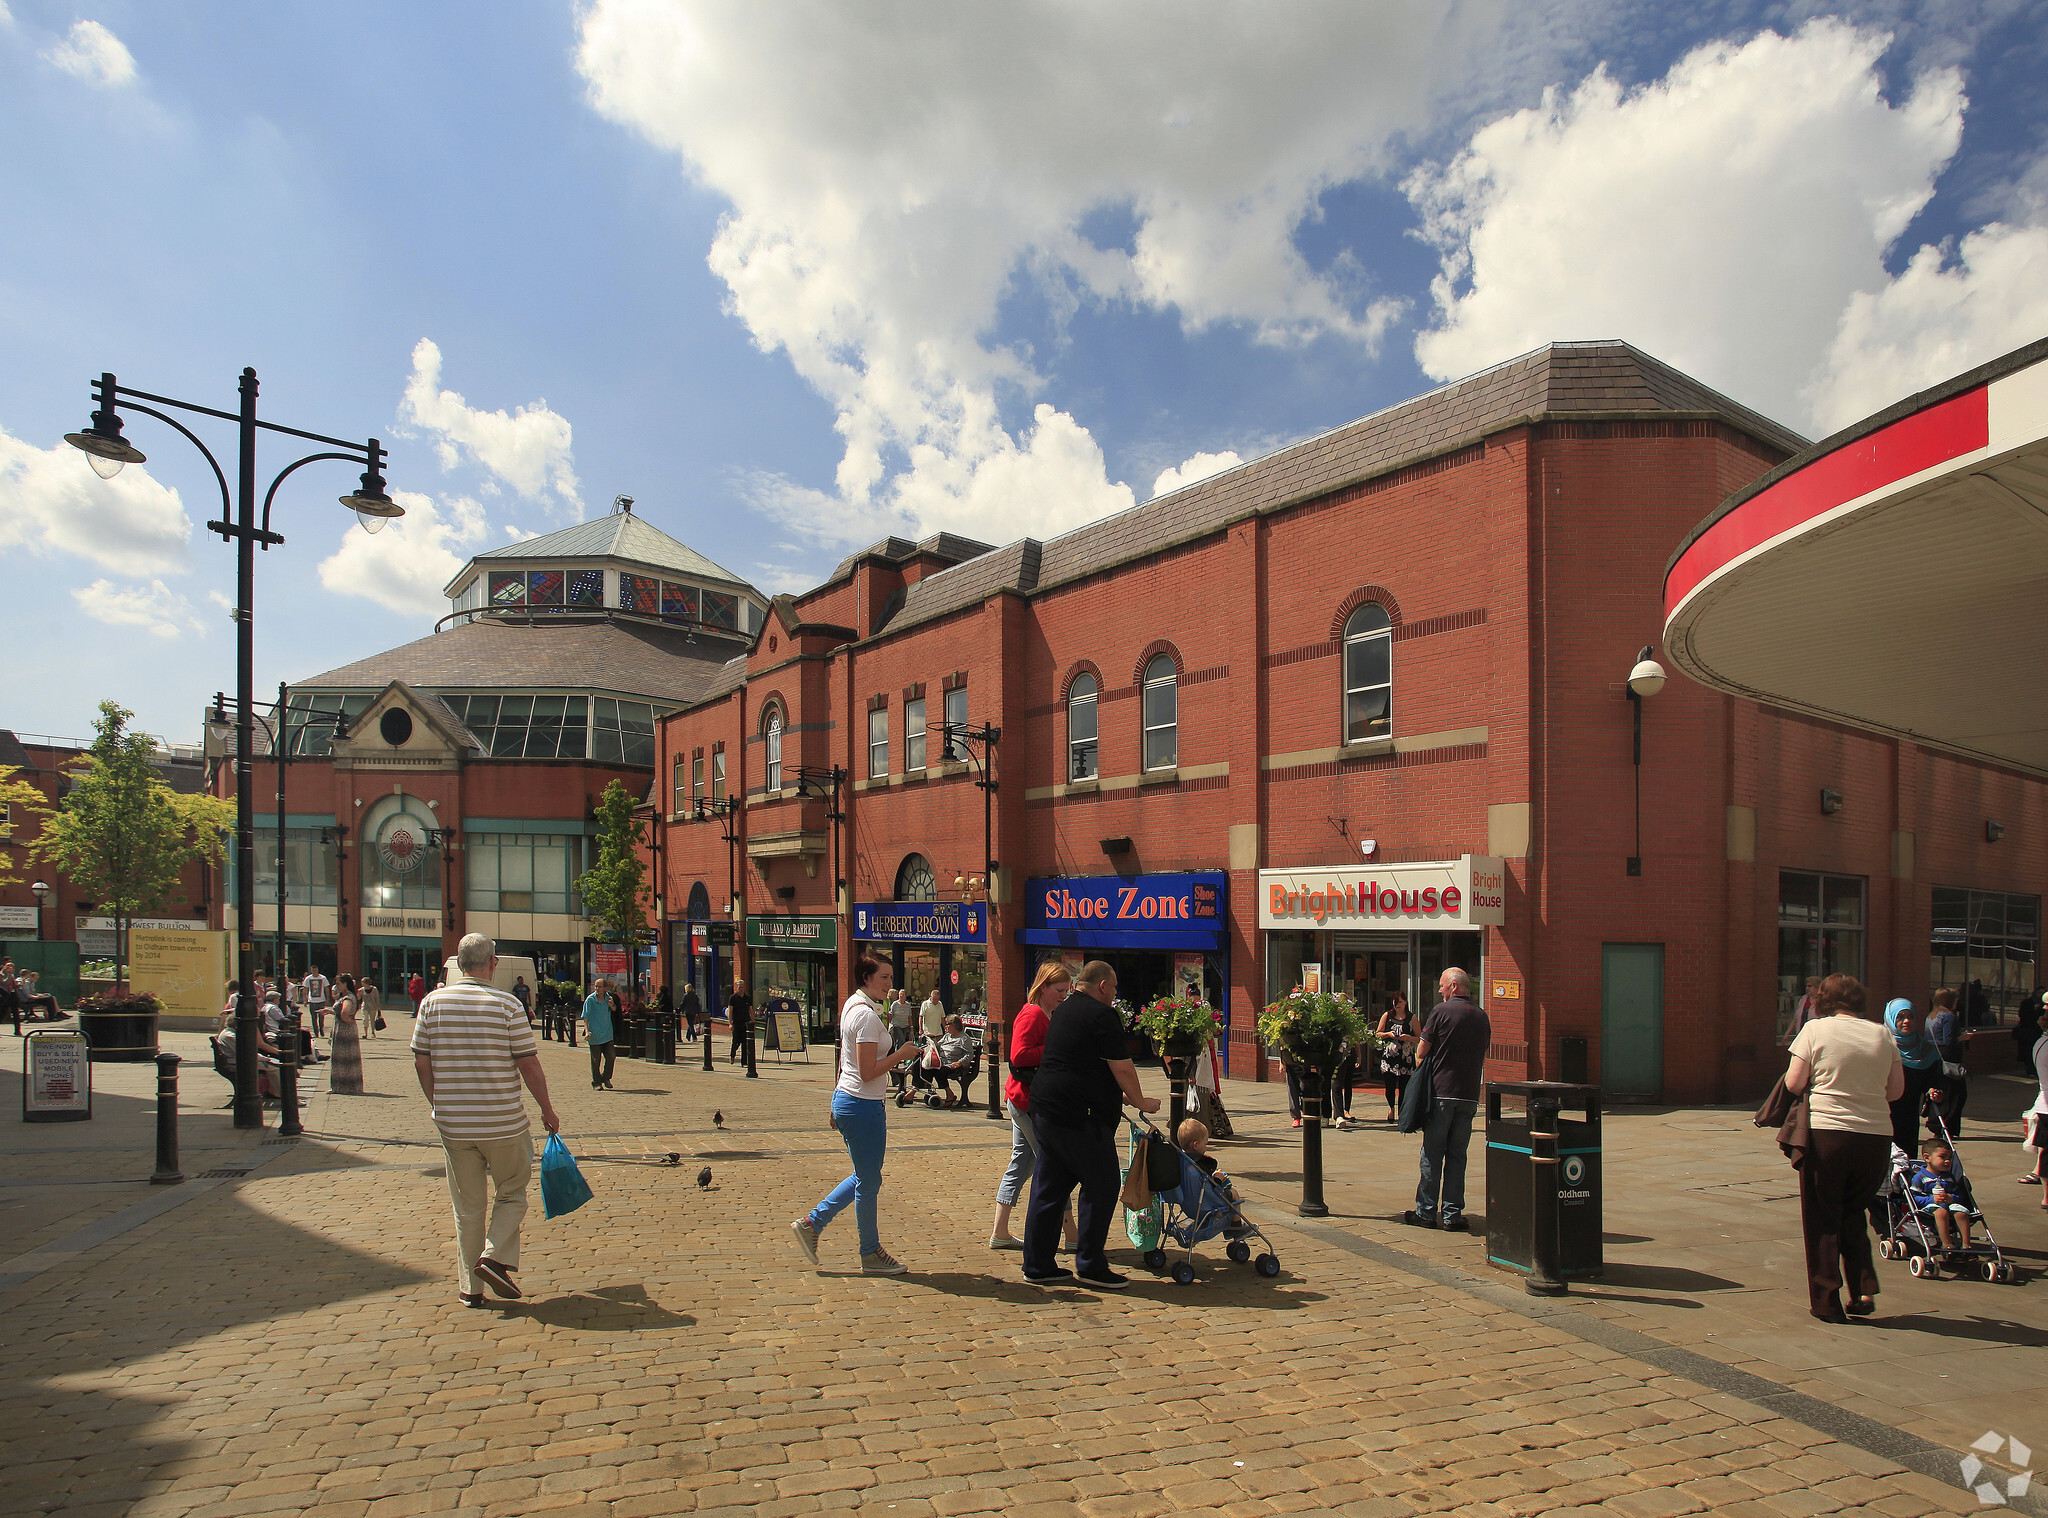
[1015,926,1227,953]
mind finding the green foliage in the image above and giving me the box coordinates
[577,779,651,950]
[1256,984,1373,1064]
[31,701,234,988]
[0,765,52,891]
[75,988,163,1017]
[1135,991,1222,1052]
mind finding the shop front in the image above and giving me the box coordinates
[1258,857,1505,1028]
[1018,871,1230,1068]
[748,913,840,1040]
[851,899,988,1028]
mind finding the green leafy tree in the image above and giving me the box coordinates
[578,778,652,953]
[31,701,234,989]
[0,766,52,890]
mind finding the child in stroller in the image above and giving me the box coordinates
[1874,1095,2015,1282]
[895,1017,982,1108]
[1130,1117,1281,1284]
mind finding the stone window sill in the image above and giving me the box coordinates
[1139,767,1179,787]
[1340,737,1396,759]
[1063,777,1099,796]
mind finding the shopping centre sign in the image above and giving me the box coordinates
[1257,855,1505,930]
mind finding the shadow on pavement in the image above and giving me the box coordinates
[508,1282,693,1332]
[1596,1261,1746,1293]
[891,1268,1326,1309]
[1873,1311,2048,1347]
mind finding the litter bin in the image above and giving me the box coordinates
[644,1014,676,1064]
[1485,1081,1602,1291]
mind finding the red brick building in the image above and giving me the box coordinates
[652,342,2045,1102]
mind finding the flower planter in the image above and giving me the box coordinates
[79,1007,160,1063]
[1163,1031,1208,1059]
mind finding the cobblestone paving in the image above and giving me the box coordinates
[0,1026,2029,1518]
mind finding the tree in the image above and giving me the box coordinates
[31,701,234,989]
[0,766,52,891]
[579,778,652,955]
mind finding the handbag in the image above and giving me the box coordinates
[374,1016,387,1031]
[1396,1060,1436,1134]
[539,1133,594,1218]
[1143,1124,1183,1192]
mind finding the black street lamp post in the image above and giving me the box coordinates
[68,369,401,1130]
[1624,646,1665,876]
[934,720,1003,1119]
[694,796,743,1073]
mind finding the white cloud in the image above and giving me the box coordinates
[398,340,582,516]
[0,425,191,574]
[0,4,16,28]
[43,19,135,87]
[1406,20,1968,430]
[576,0,1483,548]
[1151,450,1244,500]
[1806,220,2048,432]
[71,579,202,640]
[316,491,487,618]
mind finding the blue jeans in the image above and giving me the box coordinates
[1416,1098,1479,1221]
[810,1092,887,1255]
[996,1101,1040,1206]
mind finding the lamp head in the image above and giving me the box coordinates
[66,398,146,479]
[31,879,51,903]
[1627,644,1667,698]
[340,441,403,534]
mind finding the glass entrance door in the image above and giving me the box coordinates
[362,941,443,1003]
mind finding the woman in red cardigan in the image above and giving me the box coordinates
[989,962,1080,1251]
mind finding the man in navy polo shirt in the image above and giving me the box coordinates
[1406,967,1491,1232]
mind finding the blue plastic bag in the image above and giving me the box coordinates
[540,1133,594,1218]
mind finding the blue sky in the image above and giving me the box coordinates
[3,0,2045,747]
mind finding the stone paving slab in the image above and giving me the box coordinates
[0,1023,2039,1518]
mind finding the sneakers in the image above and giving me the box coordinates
[1023,1269,1076,1287]
[1075,1269,1130,1291]
[791,1219,820,1267]
[473,1258,522,1298]
[458,1292,486,1309]
[861,1248,907,1275]
[988,1234,1022,1250]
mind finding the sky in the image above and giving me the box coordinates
[3,0,2046,748]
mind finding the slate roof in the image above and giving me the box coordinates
[294,617,744,707]
[456,511,757,591]
[825,531,997,587]
[0,731,35,772]
[875,341,1807,639]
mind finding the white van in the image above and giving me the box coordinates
[442,953,540,1014]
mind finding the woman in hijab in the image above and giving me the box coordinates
[1884,998,1944,1153]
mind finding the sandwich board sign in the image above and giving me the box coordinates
[24,1030,92,1122]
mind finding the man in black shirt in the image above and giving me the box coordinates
[1021,961,1161,1289]
[727,987,753,1064]
[1406,967,1491,1232]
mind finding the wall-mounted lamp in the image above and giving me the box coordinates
[1625,644,1665,876]
[1986,820,2005,843]
[1820,788,1844,816]
[1100,836,1132,856]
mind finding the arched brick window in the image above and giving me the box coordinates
[1342,603,1392,743]
[1141,654,1177,771]
[761,703,784,791]
[1068,671,1098,780]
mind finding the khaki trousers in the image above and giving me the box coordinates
[442,1133,532,1296]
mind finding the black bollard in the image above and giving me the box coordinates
[152,1052,184,1185]
[702,1016,715,1071]
[1525,1091,1568,1296]
[1298,1067,1329,1216]
[277,1047,303,1139]
[1165,1055,1192,1138]
[743,1023,758,1079]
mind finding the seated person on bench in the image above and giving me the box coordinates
[933,1015,978,1107]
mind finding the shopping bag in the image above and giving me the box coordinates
[1144,1126,1183,1192]
[540,1133,594,1218]
[1119,1141,1152,1212]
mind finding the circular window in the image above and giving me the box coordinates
[894,853,936,902]
[379,708,414,747]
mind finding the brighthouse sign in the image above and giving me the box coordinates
[1257,856,1505,930]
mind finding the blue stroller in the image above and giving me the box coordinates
[1127,1119,1281,1285]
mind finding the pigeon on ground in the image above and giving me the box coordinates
[697,1167,713,1188]
[712,1110,724,1130]
[658,1152,680,1167]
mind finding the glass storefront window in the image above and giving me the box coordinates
[1930,886,2040,1028]
[1778,870,1864,1039]
[466,833,586,916]
[253,826,338,906]
[751,952,840,1039]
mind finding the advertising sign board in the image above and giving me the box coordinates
[1257,856,1505,930]
[129,929,231,1024]
[24,1031,91,1122]
[851,900,987,944]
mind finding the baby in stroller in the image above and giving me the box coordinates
[1908,1144,1979,1251]
[1178,1119,1245,1212]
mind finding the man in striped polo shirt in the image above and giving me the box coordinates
[413,933,560,1308]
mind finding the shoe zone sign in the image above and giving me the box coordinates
[1028,872,1223,927]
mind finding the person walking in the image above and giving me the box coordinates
[919,986,945,1039]
[2012,990,2042,1074]
[1376,992,1418,1122]
[792,953,922,1273]
[1926,987,1970,1137]
[329,973,365,1095]
[1884,1000,1944,1153]
[2022,1019,2047,1197]
[678,981,700,1042]
[1404,966,1490,1232]
[412,934,558,1309]
[510,974,533,1025]
[303,966,331,1039]
[1021,960,1161,1290]
[582,979,617,1090]
[990,962,1080,1251]
[727,986,753,1065]
[359,978,382,1039]
[1785,973,1903,1321]
[408,971,426,1018]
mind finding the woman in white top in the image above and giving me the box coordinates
[791,953,921,1274]
[1785,973,1904,1322]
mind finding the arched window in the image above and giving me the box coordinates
[1142,654,1177,771]
[1068,672,1098,780]
[1343,603,1392,742]
[762,705,783,791]
[895,853,936,902]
